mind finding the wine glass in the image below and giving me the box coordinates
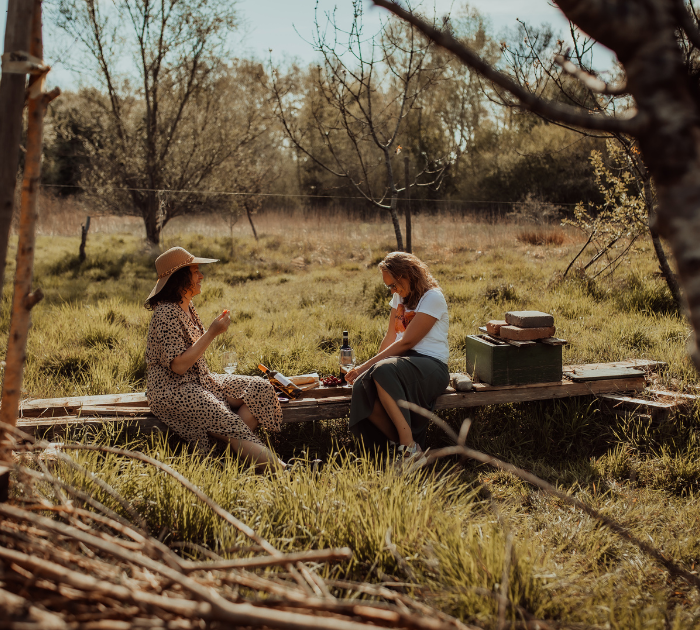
[222,350,238,375]
[338,347,356,387]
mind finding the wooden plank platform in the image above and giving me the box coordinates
[12,360,659,438]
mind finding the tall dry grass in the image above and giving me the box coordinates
[6,197,700,627]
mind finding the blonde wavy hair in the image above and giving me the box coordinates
[379,251,439,309]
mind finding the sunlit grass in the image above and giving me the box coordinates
[7,208,700,626]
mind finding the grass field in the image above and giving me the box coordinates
[7,205,700,627]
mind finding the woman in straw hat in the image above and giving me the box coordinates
[145,246,285,469]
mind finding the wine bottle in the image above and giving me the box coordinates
[258,364,303,399]
[338,331,355,384]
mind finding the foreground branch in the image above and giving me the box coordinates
[371,0,645,134]
[554,54,627,95]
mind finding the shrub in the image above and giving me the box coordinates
[41,350,91,379]
[81,323,123,349]
[483,283,517,302]
[369,282,391,317]
[516,229,566,246]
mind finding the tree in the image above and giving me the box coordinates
[373,0,700,372]
[270,0,456,251]
[495,19,682,309]
[563,141,648,279]
[55,0,266,245]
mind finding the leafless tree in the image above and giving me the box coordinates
[270,0,456,251]
[496,20,682,309]
[374,0,700,370]
[55,0,267,245]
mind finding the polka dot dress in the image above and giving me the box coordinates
[146,302,282,455]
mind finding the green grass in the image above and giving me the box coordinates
[7,214,700,627]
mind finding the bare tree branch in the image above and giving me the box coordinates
[672,0,700,50]
[372,0,646,134]
[554,54,628,95]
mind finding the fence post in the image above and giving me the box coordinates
[79,215,91,262]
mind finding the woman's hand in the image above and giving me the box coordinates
[344,366,363,385]
[209,309,231,337]
[170,309,230,375]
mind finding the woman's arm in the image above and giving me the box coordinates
[170,311,230,375]
[378,308,398,352]
[345,312,437,384]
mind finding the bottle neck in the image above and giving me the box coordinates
[341,333,349,349]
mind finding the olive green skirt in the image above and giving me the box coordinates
[349,350,449,450]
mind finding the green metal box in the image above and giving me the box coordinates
[465,335,562,386]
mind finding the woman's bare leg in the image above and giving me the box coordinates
[209,431,284,471]
[367,397,399,442]
[375,382,414,446]
[226,397,259,431]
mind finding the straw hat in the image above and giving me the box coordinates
[147,247,219,300]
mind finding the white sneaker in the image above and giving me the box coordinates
[395,442,428,472]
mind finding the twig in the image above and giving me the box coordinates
[0,585,67,629]
[370,0,645,135]
[183,548,352,573]
[554,55,627,95]
[170,541,224,562]
[326,580,476,630]
[18,444,149,533]
[15,464,185,571]
[498,533,514,630]
[385,527,417,582]
[0,503,430,630]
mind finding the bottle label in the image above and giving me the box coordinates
[275,372,293,387]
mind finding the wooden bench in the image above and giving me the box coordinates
[12,359,670,440]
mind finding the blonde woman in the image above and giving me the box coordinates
[344,252,450,462]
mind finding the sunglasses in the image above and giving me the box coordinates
[385,281,398,292]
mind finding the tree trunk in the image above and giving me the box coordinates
[404,157,412,254]
[650,230,682,309]
[0,0,35,295]
[0,0,57,448]
[141,194,162,245]
[644,179,683,312]
[388,194,404,252]
[383,148,404,251]
[79,215,91,263]
[245,204,258,241]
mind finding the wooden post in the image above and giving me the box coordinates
[0,0,35,294]
[404,156,412,254]
[79,215,91,262]
[0,0,60,471]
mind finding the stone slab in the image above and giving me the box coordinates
[486,320,508,335]
[505,311,554,328]
[500,325,556,341]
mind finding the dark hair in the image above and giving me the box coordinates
[144,265,195,310]
[379,251,439,309]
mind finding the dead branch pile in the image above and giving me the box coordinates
[0,423,474,630]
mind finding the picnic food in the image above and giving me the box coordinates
[258,364,303,399]
[289,373,320,385]
[322,375,343,386]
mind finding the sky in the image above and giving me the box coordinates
[1,0,613,89]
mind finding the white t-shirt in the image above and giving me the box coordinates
[390,288,449,363]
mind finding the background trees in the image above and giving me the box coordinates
[271,1,447,251]
[41,0,671,260]
[54,0,269,245]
